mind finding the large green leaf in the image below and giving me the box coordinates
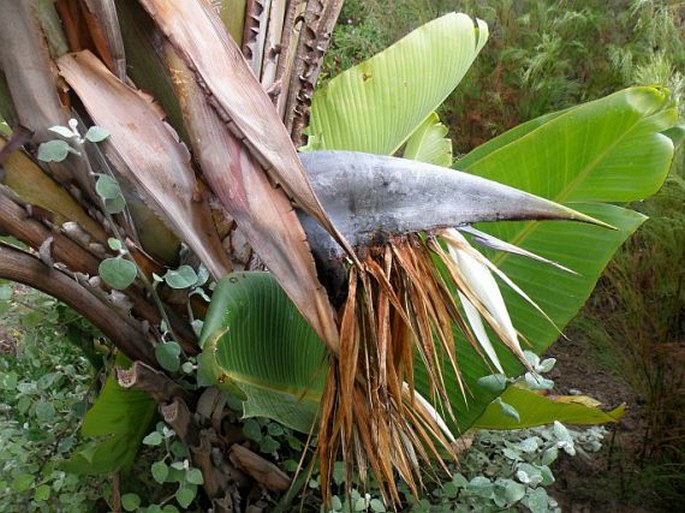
[439,87,678,428]
[456,89,678,337]
[472,386,626,430]
[63,355,156,475]
[303,12,487,154]
[199,273,326,433]
[457,87,677,202]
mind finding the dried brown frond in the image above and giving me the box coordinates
[316,226,551,506]
[318,234,481,507]
[317,228,550,507]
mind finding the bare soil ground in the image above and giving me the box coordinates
[544,331,665,513]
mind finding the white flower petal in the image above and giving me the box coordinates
[458,290,504,373]
[444,229,519,347]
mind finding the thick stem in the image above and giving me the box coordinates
[228,444,291,492]
[0,242,155,364]
[283,0,344,144]
[0,186,199,353]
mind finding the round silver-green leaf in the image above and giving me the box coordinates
[99,257,137,289]
[37,140,71,162]
[85,125,110,142]
[163,265,198,289]
[95,175,122,199]
[155,341,181,372]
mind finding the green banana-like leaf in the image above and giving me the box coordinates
[472,386,626,429]
[63,355,156,475]
[439,87,679,428]
[458,86,677,202]
[303,12,487,154]
[199,273,326,433]
[402,112,453,166]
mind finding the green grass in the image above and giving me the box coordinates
[572,175,685,510]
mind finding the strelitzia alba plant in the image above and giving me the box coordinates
[0,1,680,510]
[268,11,676,502]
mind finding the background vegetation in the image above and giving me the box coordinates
[1,0,683,511]
[325,0,685,152]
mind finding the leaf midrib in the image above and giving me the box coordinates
[225,370,323,404]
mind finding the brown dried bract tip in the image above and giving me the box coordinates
[317,234,485,506]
